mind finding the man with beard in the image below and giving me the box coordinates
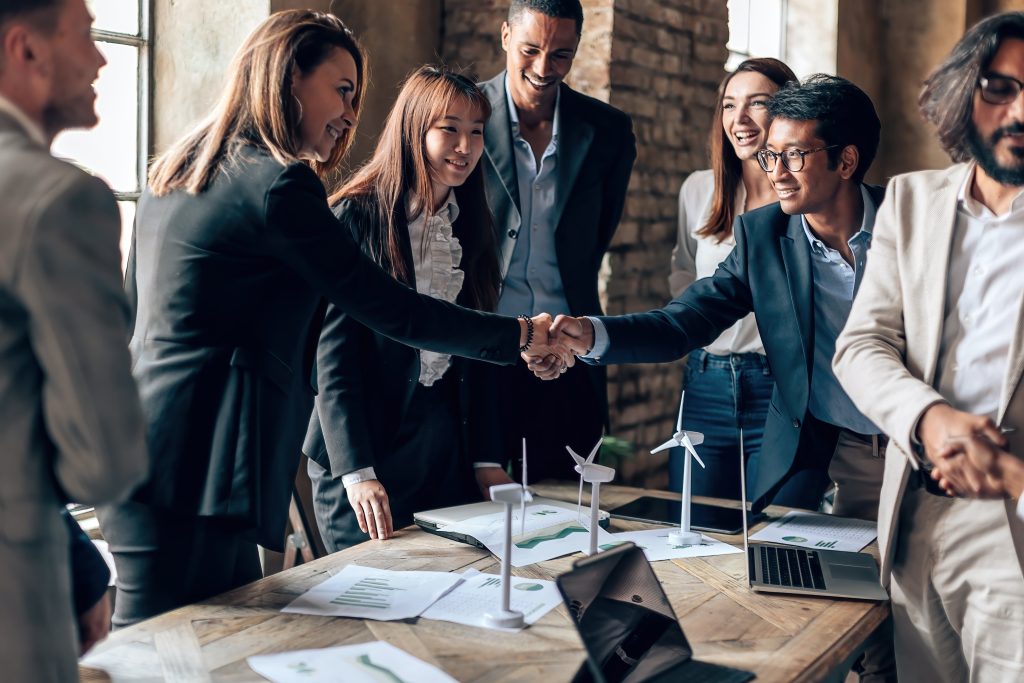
[834,12,1024,681]
[0,0,148,679]
[474,0,635,485]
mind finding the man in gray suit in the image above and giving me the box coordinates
[0,1,148,680]
[477,0,636,484]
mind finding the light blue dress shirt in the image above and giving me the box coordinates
[588,186,880,435]
[803,185,879,434]
[495,75,572,317]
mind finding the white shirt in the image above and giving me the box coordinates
[668,169,764,356]
[932,163,1024,520]
[0,93,47,147]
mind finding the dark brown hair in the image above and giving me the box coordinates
[920,11,1024,162]
[700,57,796,241]
[331,66,500,312]
[148,10,366,195]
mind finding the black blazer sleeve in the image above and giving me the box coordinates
[594,213,756,364]
[265,163,520,364]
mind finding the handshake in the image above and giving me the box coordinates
[518,314,596,380]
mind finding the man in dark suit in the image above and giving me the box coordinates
[478,0,636,484]
[552,75,888,521]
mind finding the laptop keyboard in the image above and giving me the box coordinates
[759,545,826,590]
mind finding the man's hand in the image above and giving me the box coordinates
[521,313,575,380]
[78,592,111,656]
[933,434,1024,500]
[916,403,1006,496]
[475,466,515,500]
[550,314,594,356]
[347,480,393,540]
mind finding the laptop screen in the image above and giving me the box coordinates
[556,544,692,682]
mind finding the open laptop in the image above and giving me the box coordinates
[414,497,611,548]
[557,542,755,683]
[738,430,888,600]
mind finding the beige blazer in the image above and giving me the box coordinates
[833,162,1024,584]
[0,111,148,682]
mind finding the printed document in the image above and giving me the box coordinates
[248,641,457,683]
[749,511,877,552]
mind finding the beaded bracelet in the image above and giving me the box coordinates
[518,314,533,352]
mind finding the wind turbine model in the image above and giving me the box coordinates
[484,438,532,629]
[650,391,706,546]
[566,437,615,556]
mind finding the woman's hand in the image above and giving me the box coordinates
[347,480,393,540]
[475,466,516,500]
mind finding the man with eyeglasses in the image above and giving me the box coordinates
[834,12,1024,681]
[551,74,888,519]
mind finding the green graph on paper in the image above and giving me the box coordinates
[354,654,407,683]
[515,526,587,549]
[329,577,405,609]
[814,539,838,549]
[479,577,502,589]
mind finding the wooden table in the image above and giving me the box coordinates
[80,484,888,682]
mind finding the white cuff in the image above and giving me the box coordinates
[341,467,377,487]
[581,317,610,360]
[473,462,503,469]
[1017,494,1024,523]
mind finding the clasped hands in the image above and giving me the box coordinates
[520,314,595,380]
[917,403,1024,501]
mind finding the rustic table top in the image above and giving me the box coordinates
[80,483,888,682]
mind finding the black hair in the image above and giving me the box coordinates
[508,0,583,36]
[920,11,1024,162]
[0,0,63,36]
[767,74,881,183]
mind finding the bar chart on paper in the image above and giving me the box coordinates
[282,564,463,621]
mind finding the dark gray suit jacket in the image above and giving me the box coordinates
[592,185,886,510]
[479,73,636,422]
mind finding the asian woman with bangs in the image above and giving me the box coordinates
[303,66,514,551]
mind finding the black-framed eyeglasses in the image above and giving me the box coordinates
[978,74,1024,105]
[756,145,839,173]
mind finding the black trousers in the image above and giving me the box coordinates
[494,361,604,482]
[97,501,262,628]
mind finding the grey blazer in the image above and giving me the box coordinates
[0,111,148,682]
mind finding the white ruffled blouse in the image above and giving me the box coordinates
[406,191,465,386]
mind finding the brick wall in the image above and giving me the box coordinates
[442,1,728,487]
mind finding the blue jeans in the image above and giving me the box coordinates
[668,350,773,500]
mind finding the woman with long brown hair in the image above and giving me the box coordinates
[666,58,796,500]
[303,66,512,551]
[100,11,561,627]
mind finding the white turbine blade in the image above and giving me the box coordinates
[577,474,584,523]
[650,438,677,454]
[565,445,585,467]
[680,434,706,469]
[686,431,705,446]
[520,496,526,536]
[584,438,602,465]
[675,390,685,432]
[522,438,528,490]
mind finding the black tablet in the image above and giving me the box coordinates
[608,496,758,535]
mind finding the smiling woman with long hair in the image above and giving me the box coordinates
[303,66,513,551]
[99,11,549,628]
[666,58,796,500]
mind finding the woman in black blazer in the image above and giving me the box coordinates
[99,11,564,628]
[304,67,515,551]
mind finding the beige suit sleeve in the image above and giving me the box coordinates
[14,173,148,504]
[833,175,946,462]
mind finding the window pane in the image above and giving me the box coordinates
[87,0,139,36]
[726,0,750,53]
[117,200,135,273]
[748,0,785,59]
[52,42,140,194]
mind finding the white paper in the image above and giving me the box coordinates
[248,641,457,683]
[599,528,743,562]
[281,564,463,621]
[421,571,563,631]
[441,503,613,566]
[749,511,877,552]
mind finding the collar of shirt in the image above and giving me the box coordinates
[956,161,1024,220]
[0,92,47,147]
[801,184,877,257]
[504,73,561,149]
[406,189,460,226]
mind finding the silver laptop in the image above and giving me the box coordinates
[739,430,888,601]
[414,497,611,548]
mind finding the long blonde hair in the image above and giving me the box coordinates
[148,10,366,196]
